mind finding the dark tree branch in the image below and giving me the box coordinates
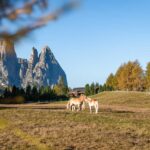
[0,0,78,41]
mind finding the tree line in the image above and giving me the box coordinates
[0,78,68,104]
[85,60,150,96]
[85,83,113,96]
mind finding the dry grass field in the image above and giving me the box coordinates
[0,91,150,150]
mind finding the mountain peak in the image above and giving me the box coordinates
[41,46,51,53]
[29,47,39,68]
[0,40,67,88]
[0,39,16,59]
[0,39,20,87]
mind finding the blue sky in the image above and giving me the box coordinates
[16,0,150,88]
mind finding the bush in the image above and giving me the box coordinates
[0,96,25,104]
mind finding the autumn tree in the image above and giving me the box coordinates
[115,61,144,91]
[145,62,150,91]
[115,64,126,90]
[106,73,117,90]
[53,77,68,96]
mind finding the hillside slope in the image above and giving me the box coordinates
[91,91,150,109]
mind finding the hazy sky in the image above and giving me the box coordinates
[16,0,150,88]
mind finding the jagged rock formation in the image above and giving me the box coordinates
[32,46,67,88]
[29,47,39,68]
[18,58,28,84]
[0,40,20,87]
[0,39,67,88]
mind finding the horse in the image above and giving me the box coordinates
[66,94,86,111]
[85,97,99,114]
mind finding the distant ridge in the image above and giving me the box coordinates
[0,39,67,88]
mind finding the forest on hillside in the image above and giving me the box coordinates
[0,78,68,104]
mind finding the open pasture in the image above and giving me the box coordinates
[0,91,150,150]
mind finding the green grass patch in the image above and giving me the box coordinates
[91,91,150,108]
[0,118,9,130]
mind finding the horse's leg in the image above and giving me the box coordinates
[95,103,99,114]
[95,105,97,114]
[80,103,83,111]
[78,104,81,111]
[89,105,92,113]
[82,102,85,110]
[71,105,74,111]
[73,105,76,111]
[71,105,73,111]
[66,102,70,110]
[73,105,75,111]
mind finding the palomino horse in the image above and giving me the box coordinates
[67,94,86,111]
[85,97,99,114]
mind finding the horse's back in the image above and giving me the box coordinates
[70,97,80,102]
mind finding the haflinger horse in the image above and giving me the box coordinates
[67,94,86,112]
[85,97,99,114]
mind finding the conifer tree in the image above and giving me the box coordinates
[85,84,91,96]
[90,82,95,95]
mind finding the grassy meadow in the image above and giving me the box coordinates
[0,91,150,150]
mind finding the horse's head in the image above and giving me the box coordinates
[84,97,91,103]
[80,94,87,101]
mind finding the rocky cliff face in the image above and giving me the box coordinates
[0,40,20,87]
[32,46,67,87]
[0,40,67,88]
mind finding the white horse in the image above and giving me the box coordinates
[85,97,99,114]
[67,94,86,111]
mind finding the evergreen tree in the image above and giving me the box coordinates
[3,88,10,98]
[31,85,38,101]
[85,84,90,96]
[26,85,31,97]
[90,82,95,95]
[99,85,104,92]
[32,86,38,95]
[39,86,45,95]
[12,85,17,97]
[95,83,100,94]
[102,84,107,91]
[19,88,25,95]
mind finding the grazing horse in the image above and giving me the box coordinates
[67,94,86,111]
[85,97,99,114]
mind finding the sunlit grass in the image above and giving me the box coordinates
[91,91,150,108]
[0,91,150,149]
[0,119,8,130]
[14,128,49,150]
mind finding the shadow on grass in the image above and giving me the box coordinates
[100,108,134,113]
[0,106,135,114]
